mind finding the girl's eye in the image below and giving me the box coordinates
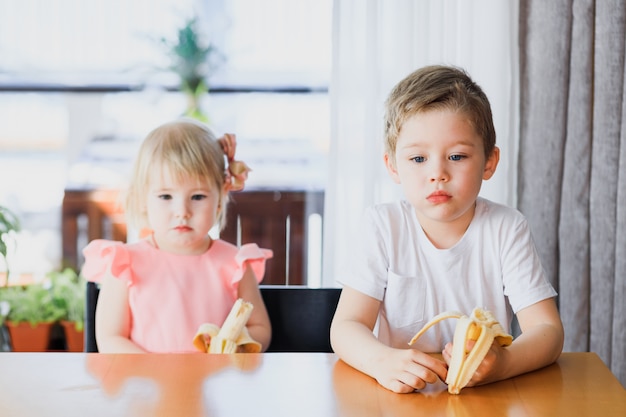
[410,156,425,163]
[449,154,465,161]
[158,194,172,200]
[191,194,207,201]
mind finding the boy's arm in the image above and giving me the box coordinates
[501,297,564,377]
[446,297,564,387]
[330,286,447,393]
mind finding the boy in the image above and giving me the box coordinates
[330,65,564,393]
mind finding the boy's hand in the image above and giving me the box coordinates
[442,339,507,387]
[372,348,448,393]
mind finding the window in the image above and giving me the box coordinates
[0,0,332,283]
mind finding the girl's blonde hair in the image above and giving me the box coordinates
[384,65,496,161]
[125,119,230,231]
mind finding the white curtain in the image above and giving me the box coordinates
[323,0,519,286]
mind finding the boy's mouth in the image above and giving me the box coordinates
[427,190,451,203]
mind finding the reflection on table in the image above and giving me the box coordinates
[0,352,624,417]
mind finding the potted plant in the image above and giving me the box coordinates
[159,16,224,122]
[49,268,86,352]
[0,205,20,287]
[0,205,20,351]
[0,282,65,351]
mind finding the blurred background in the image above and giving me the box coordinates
[0,1,519,288]
[0,0,331,283]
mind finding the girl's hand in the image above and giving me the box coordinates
[372,347,448,393]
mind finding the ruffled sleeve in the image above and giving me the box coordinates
[231,243,273,285]
[81,239,133,284]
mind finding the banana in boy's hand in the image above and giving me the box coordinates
[409,307,513,394]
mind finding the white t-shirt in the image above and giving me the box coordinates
[338,197,557,352]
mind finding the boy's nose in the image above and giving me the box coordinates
[429,163,449,182]
[430,175,448,182]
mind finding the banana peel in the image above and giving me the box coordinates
[408,307,513,394]
[193,299,262,353]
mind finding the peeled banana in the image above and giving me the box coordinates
[408,307,513,394]
[193,298,262,353]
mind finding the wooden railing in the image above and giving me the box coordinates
[61,188,324,286]
[61,188,126,270]
[220,190,324,285]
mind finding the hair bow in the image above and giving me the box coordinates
[218,133,251,192]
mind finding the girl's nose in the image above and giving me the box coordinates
[175,201,191,218]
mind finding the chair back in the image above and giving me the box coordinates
[85,281,99,352]
[261,285,340,352]
[84,282,341,353]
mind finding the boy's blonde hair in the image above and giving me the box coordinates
[125,119,229,231]
[384,65,496,160]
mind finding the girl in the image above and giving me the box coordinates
[82,119,272,353]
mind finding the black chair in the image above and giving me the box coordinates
[84,282,341,353]
[261,285,341,352]
[85,281,100,352]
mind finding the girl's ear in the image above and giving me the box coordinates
[221,179,232,200]
[483,146,500,180]
[384,153,401,184]
[217,189,228,212]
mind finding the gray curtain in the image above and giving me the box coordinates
[519,0,625,386]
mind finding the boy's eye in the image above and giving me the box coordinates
[410,156,425,163]
[191,194,207,201]
[449,154,465,161]
[158,194,172,200]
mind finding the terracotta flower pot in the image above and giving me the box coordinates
[60,320,84,352]
[6,321,53,352]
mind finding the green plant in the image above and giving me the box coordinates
[0,205,20,287]
[159,16,224,121]
[0,283,65,326]
[49,268,86,332]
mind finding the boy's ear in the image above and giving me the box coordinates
[483,146,500,180]
[384,153,401,184]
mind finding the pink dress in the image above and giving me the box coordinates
[82,238,272,353]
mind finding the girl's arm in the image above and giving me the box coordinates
[330,286,447,393]
[444,297,564,386]
[237,265,272,351]
[95,273,146,353]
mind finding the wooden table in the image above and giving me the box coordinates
[0,352,623,416]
